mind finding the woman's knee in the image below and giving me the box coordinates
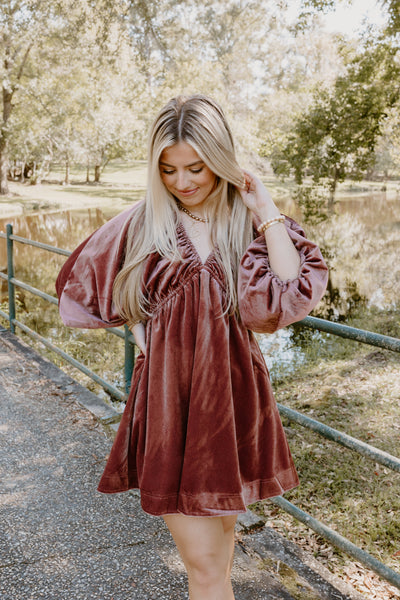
[163,513,236,585]
[186,548,231,587]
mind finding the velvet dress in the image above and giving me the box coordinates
[56,204,328,517]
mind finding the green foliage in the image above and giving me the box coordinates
[271,41,400,204]
[2,0,400,194]
[291,184,331,225]
[382,0,400,34]
[299,0,400,37]
[372,105,400,177]
[0,0,136,188]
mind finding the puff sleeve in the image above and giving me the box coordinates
[238,217,328,334]
[55,205,139,329]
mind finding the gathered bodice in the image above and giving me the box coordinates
[143,222,228,318]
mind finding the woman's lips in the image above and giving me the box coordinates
[177,188,198,197]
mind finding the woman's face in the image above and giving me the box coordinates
[159,141,217,214]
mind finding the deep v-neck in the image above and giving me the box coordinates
[178,221,215,266]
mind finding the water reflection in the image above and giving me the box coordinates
[278,191,400,229]
[309,194,400,313]
[335,191,400,227]
[0,208,109,273]
[0,208,111,305]
[0,192,399,309]
[1,194,398,385]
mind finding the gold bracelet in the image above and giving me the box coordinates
[257,214,285,234]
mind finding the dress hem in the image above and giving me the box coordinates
[97,467,299,517]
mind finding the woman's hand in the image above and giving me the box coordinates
[130,322,146,355]
[237,170,280,222]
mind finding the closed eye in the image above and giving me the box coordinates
[161,167,204,175]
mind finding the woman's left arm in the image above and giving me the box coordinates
[237,170,328,334]
[239,171,300,280]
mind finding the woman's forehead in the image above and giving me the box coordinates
[159,141,202,167]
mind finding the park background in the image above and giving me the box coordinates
[1,1,400,598]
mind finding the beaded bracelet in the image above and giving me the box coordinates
[257,214,285,234]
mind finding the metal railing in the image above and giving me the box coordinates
[0,224,136,399]
[1,223,399,590]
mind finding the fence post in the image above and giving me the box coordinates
[124,324,135,395]
[6,224,16,333]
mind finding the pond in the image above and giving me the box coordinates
[1,192,399,306]
[1,192,399,384]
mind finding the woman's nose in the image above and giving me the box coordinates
[176,170,189,189]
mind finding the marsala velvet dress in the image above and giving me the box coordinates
[56,204,328,517]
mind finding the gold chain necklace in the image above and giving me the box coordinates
[177,202,209,223]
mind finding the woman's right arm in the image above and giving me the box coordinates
[56,205,139,329]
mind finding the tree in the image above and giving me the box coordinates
[0,0,41,193]
[0,0,127,194]
[372,107,400,179]
[25,18,146,183]
[381,0,400,34]
[123,0,309,158]
[298,0,400,37]
[270,41,400,208]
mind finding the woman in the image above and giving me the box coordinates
[56,94,328,599]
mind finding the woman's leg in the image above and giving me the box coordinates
[222,514,237,576]
[163,513,237,600]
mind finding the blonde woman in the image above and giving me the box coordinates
[56,94,328,599]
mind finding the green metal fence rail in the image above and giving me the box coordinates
[300,315,400,352]
[1,223,400,590]
[0,225,136,398]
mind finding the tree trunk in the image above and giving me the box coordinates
[0,147,9,195]
[65,156,70,185]
[328,171,338,213]
[30,162,39,185]
[0,38,33,194]
[328,186,335,211]
[86,162,90,183]
[1,84,14,195]
[32,160,51,186]
[94,164,101,182]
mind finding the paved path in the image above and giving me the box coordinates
[0,328,365,600]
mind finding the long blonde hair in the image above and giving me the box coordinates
[113,94,253,324]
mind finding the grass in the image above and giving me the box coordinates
[249,308,400,598]
[1,161,148,219]
[47,160,148,186]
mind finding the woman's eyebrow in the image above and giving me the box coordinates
[159,160,204,167]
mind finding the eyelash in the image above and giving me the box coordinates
[162,167,203,175]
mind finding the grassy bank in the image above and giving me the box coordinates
[1,161,148,218]
[1,159,399,220]
[251,309,400,599]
